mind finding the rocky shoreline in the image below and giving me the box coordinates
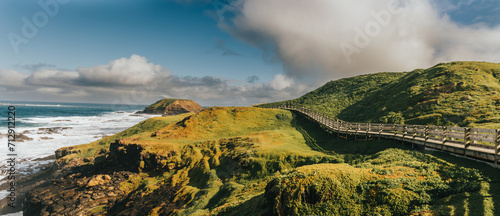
[0,155,56,215]
[13,139,183,215]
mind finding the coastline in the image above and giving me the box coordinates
[0,155,56,215]
[0,102,157,215]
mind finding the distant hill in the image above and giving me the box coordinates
[141,98,203,115]
[260,61,500,128]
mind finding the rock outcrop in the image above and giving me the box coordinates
[140,99,203,116]
[24,140,183,215]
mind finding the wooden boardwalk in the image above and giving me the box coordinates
[271,105,500,164]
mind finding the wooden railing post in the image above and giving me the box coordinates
[366,123,370,141]
[496,129,500,164]
[338,121,341,139]
[441,126,447,150]
[393,124,397,140]
[424,126,429,148]
[378,124,382,140]
[402,125,407,144]
[412,125,417,139]
[345,123,349,140]
[355,123,359,141]
[464,127,470,157]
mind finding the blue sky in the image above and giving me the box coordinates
[1,0,500,106]
[0,0,278,81]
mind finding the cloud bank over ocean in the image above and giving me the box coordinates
[0,55,307,106]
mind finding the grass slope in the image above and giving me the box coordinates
[58,113,192,163]
[143,99,190,112]
[58,107,493,215]
[259,61,500,128]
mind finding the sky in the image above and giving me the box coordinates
[1,0,500,106]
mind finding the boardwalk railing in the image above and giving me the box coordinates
[271,105,500,164]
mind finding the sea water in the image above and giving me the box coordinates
[0,101,159,209]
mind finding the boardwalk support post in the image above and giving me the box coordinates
[464,128,470,157]
[337,120,341,139]
[366,123,370,141]
[355,123,359,141]
[393,124,397,140]
[378,124,382,140]
[412,125,417,148]
[412,125,417,139]
[495,129,499,164]
[424,126,429,148]
[345,123,349,140]
[402,125,407,145]
[442,126,447,150]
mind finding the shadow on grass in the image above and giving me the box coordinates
[290,112,498,215]
[429,151,499,216]
[213,193,272,216]
[290,113,413,155]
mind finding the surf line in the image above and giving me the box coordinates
[6,106,17,208]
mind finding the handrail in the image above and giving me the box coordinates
[270,105,500,164]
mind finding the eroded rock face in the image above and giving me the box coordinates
[140,99,203,115]
[108,140,177,173]
[24,170,133,216]
[55,147,81,159]
[24,140,181,215]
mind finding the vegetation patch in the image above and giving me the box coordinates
[259,61,500,128]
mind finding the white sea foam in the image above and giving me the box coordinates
[1,103,76,108]
[0,111,160,182]
[0,211,22,216]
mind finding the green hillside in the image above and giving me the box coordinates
[259,61,500,128]
[144,99,189,111]
[30,107,494,215]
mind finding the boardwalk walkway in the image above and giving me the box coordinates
[271,105,500,164]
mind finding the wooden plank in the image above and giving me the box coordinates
[470,133,495,140]
[429,126,442,130]
[415,125,426,129]
[448,127,464,131]
[470,136,495,143]
[446,132,464,140]
[471,128,496,134]
[428,131,443,137]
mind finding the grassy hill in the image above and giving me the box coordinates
[35,107,495,215]
[141,98,203,115]
[259,61,500,128]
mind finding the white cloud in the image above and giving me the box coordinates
[270,74,293,90]
[26,69,79,86]
[77,54,170,86]
[0,69,28,86]
[222,0,500,79]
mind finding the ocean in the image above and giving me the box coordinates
[0,101,158,210]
